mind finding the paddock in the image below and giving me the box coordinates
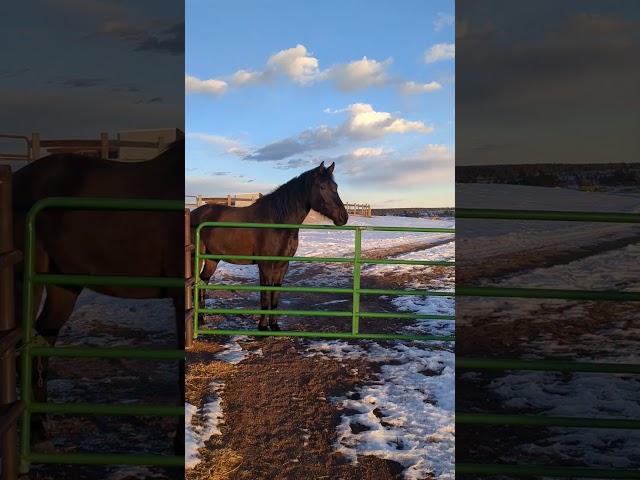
[2,158,640,478]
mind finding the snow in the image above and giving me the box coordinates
[457,185,640,470]
[368,242,455,338]
[457,183,640,212]
[214,335,264,364]
[210,215,454,283]
[298,215,454,258]
[456,184,640,263]
[185,381,225,469]
[305,340,454,479]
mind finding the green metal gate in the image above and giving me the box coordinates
[456,208,640,479]
[193,221,456,341]
[20,197,185,472]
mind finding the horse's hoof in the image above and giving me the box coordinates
[257,325,269,331]
[269,324,281,331]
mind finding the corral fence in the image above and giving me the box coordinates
[455,208,640,479]
[192,222,456,342]
[0,132,171,164]
[185,193,263,210]
[344,202,372,217]
[13,197,185,475]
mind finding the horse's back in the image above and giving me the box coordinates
[192,203,299,261]
[11,149,184,297]
[190,204,231,226]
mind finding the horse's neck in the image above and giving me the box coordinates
[259,184,310,224]
[284,202,310,224]
[272,198,310,224]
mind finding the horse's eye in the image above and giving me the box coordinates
[320,185,327,190]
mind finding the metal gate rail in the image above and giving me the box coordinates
[456,207,640,478]
[194,221,456,341]
[20,197,185,472]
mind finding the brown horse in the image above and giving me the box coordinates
[11,139,185,452]
[191,161,348,331]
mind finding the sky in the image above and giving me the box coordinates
[456,0,640,165]
[186,0,455,208]
[0,0,183,143]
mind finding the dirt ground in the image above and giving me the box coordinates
[186,338,410,480]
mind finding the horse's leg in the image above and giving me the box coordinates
[268,262,290,331]
[198,259,218,309]
[257,265,270,331]
[199,259,218,282]
[31,285,79,443]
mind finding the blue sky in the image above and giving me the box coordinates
[186,0,454,208]
[0,0,183,139]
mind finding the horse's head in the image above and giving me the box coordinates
[308,161,349,226]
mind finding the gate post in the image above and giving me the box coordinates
[0,165,20,480]
[184,209,194,349]
[351,228,362,335]
[30,133,40,161]
[100,132,109,159]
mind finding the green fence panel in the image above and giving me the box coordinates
[193,221,455,342]
[456,207,640,478]
[20,197,185,473]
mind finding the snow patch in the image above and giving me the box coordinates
[215,335,263,364]
[305,340,454,479]
[185,381,225,469]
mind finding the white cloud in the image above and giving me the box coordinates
[247,103,432,161]
[229,69,266,86]
[187,132,248,157]
[185,74,227,96]
[323,56,392,91]
[433,12,455,32]
[351,147,386,157]
[424,43,455,63]
[343,103,434,139]
[340,144,454,187]
[266,44,320,85]
[417,144,455,162]
[189,44,443,96]
[399,81,443,95]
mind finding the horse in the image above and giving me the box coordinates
[11,139,185,453]
[191,161,349,331]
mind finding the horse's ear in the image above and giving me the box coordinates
[318,161,325,171]
[327,162,335,174]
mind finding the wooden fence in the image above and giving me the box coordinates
[185,193,263,210]
[0,165,23,479]
[0,132,170,164]
[344,203,372,217]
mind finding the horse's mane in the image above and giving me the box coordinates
[253,168,317,221]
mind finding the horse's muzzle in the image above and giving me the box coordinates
[334,211,349,226]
